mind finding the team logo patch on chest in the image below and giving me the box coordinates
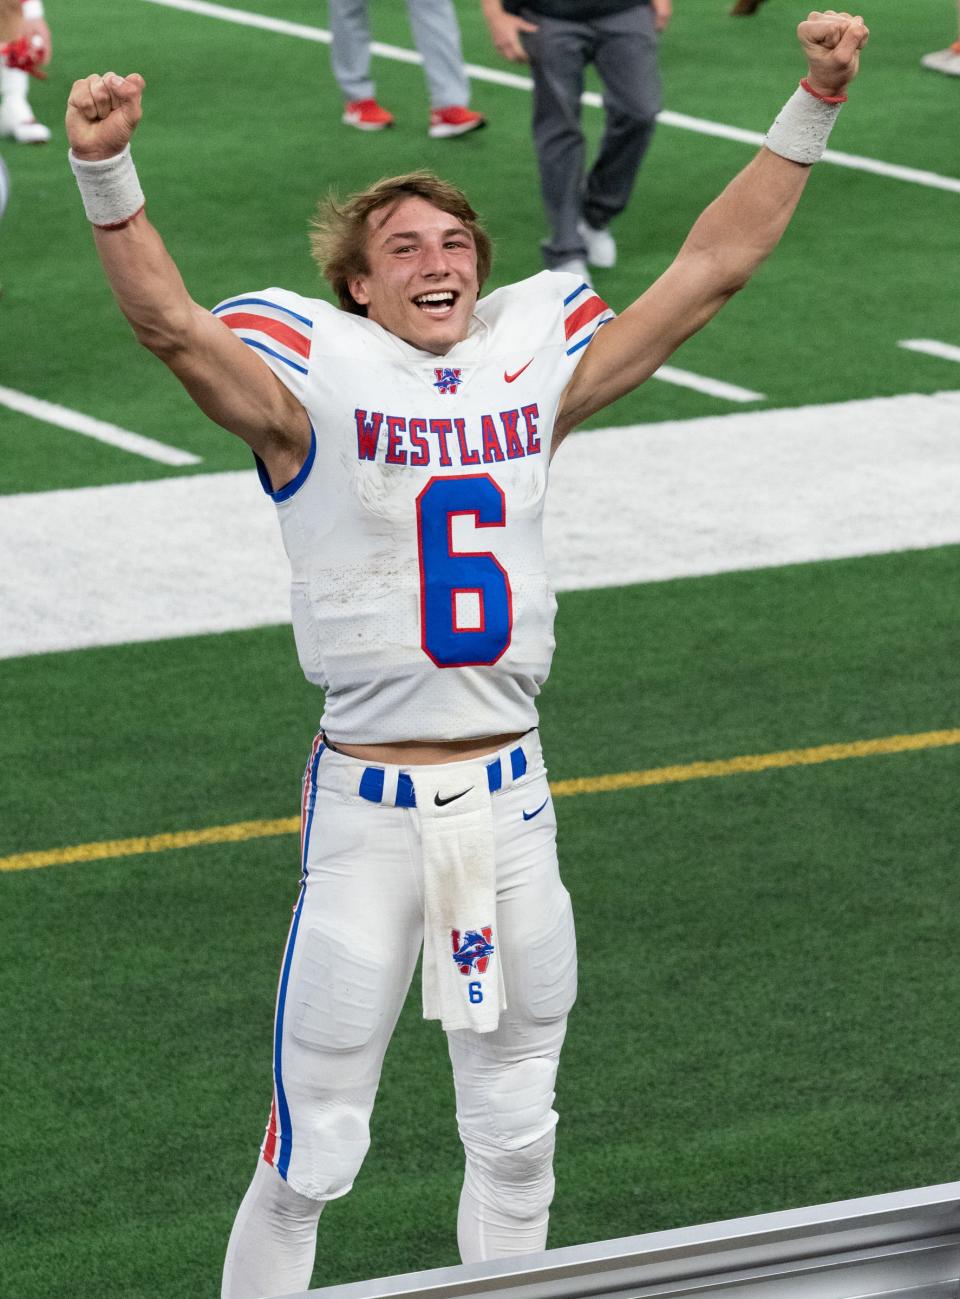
[434,367,463,395]
[452,926,494,974]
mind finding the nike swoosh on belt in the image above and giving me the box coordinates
[435,787,474,807]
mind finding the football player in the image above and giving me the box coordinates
[0,0,50,143]
[66,13,868,1297]
[0,0,25,242]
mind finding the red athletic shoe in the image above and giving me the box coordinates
[342,99,394,131]
[428,106,486,139]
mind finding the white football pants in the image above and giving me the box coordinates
[222,731,577,1299]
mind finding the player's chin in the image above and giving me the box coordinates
[411,309,469,354]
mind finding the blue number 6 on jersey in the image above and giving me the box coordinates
[416,474,513,668]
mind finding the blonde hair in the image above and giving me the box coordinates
[310,171,493,316]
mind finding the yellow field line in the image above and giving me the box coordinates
[3,727,959,875]
[549,727,960,796]
[0,816,300,874]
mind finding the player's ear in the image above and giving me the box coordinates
[349,276,370,306]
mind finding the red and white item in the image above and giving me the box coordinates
[1,0,49,144]
[341,97,394,130]
[1,35,46,77]
[764,79,845,165]
[428,105,486,139]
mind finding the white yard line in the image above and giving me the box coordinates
[0,386,201,467]
[141,0,960,196]
[141,0,335,43]
[653,365,764,403]
[4,390,960,660]
[655,110,960,196]
[899,339,960,365]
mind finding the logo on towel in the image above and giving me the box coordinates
[452,927,494,975]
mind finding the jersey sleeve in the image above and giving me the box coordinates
[210,286,315,405]
[556,274,616,360]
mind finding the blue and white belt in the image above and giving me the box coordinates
[358,742,529,808]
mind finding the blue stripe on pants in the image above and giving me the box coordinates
[273,742,325,1180]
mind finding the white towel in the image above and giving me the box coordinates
[411,766,506,1034]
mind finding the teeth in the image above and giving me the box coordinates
[415,292,454,305]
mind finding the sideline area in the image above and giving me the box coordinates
[142,0,960,195]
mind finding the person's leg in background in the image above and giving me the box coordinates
[523,12,594,275]
[580,4,661,271]
[1,0,52,146]
[328,0,395,129]
[405,0,486,135]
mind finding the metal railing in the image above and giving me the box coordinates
[281,1182,960,1299]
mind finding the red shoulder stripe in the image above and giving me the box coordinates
[219,312,311,358]
[564,294,609,340]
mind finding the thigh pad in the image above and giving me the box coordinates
[510,888,577,1024]
[290,925,388,1053]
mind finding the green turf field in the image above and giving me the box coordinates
[2,0,960,1295]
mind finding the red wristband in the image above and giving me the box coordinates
[800,77,847,105]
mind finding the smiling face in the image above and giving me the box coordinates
[347,196,480,355]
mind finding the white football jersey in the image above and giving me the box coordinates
[213,273,614,742]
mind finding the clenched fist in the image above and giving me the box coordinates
[66,72,145,161]
[799,11,870,97]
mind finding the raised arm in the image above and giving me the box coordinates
[66,73,311,487]
[556,10,869,440]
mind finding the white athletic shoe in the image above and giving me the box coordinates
[920,42,960,75]
[0,99,51,143]
[551,257,592,286]
[578,220,617,269]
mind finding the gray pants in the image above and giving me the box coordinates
[329,0,470,108]
[521,5,661,267]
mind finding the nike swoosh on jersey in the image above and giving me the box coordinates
[435,787,474,807]
[504,359,533,383]
[522,797,550,821]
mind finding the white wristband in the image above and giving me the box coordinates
[764,84,843,165]
[21,0,44,19]
[69,145,146,229]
